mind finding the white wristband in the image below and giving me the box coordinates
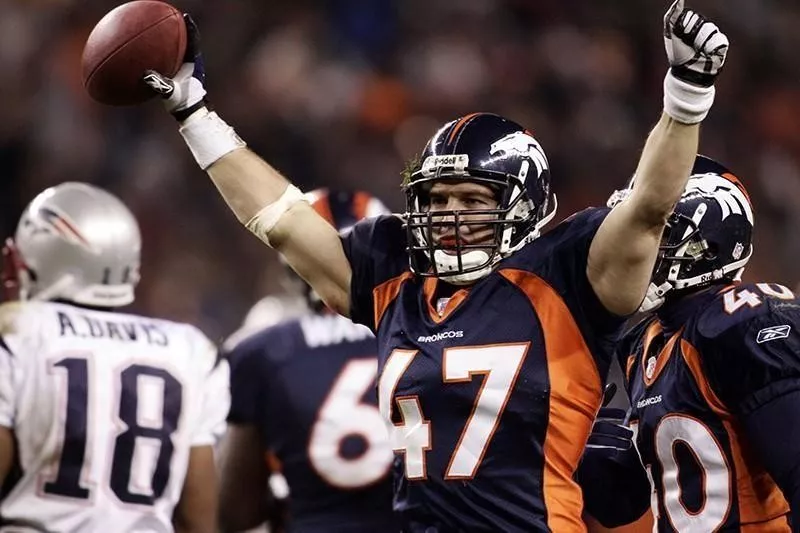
[245,185,308,247]
[663,72,716,124]
[178,108,247,169]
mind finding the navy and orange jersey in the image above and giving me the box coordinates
[341,207,627,532]
[227,312,399,533]
[622,282,800,532]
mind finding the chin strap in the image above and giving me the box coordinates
[639,281,672,313]
[433,250,494,285]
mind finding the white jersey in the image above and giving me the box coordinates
[0,301,230,532]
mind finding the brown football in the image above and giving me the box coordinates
[82,1,187,106]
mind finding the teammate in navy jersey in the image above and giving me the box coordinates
[219,189,399,533]
[581,157,799,532]
[140,2,731,530]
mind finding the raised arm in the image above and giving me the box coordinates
[206,149,352,315]
[143,16,352,316]
[587,0,729,315]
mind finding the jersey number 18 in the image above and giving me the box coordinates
[43,357,182,506]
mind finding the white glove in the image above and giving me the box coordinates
[143,14,208,121]
[142,14,244,169]
[664,0,729,87]
[662,0,729,123]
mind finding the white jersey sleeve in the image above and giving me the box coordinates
[186,327,230,447]
[0,337,14,428]
[0,303,37,429]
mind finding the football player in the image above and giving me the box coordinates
[580,156,799,531]
[0,183,229,532]
[141,2,729,530]
[218,188,397,533]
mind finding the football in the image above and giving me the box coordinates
[81,0,187,106]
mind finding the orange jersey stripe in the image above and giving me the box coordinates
[642,327,681,388]
[422,277,469,324]
[681,341,790,529]
[584,510,654,533]
[625,354,637,383]
[372,271,414,328]
[500,269,602,533]
[680,339,730,418]
[265,450,283,473]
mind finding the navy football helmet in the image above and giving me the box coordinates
[612,156,754,311]
[403,113,556,284]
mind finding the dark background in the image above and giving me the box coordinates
[2,0,799,344]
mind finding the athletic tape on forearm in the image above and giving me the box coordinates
[245,185,308,247]
[178,108,247,170]
[663,72,716,124]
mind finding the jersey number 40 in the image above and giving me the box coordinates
[43,357,181,506]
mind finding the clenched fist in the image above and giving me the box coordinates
[664,0,729,87]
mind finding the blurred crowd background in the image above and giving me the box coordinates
[2,0,799,343]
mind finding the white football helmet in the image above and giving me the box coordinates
[3,182,141,307]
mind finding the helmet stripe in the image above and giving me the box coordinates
[446,112,484,146]
[352,191,371,221]
[722,172,752,204]
[40,207,93,250]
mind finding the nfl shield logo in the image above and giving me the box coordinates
[645,356,657,379]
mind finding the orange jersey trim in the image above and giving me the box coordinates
[642,325,682,388]
[681,340,790,529]
[422,277,470,324]
[372,272,414,328]
[500,268,602,533]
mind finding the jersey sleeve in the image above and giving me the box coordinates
[340,214,409,330]
[615,318,653,390]
[225,332,269,426]
[0,303,35,429]
[0,339,15,428]
[531,207,630,367]
[698,292,800,416]
[739,388,800,529]
[189,330,231,447]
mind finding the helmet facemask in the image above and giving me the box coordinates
[641,207,751,312]
[404,162,556,285]
[611,157,755,313]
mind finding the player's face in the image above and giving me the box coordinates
[426,181,499,252]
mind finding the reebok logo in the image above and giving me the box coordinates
[636,395,662,409]
[417,330,464,343]
[757,325,791,344]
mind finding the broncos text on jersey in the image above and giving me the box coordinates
[342,208,628,532]
[622,282,798,531]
